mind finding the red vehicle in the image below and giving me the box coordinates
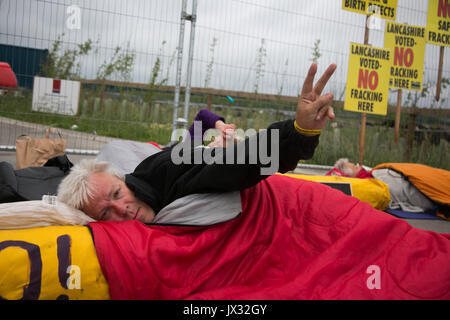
[0,62,18,92]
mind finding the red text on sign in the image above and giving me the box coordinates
[394,47,414,67]
[438,0,450,18]
[358,69,378,90]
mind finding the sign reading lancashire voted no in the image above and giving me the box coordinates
[342,0,398,21]
[385,21,426,91]
[427,0,450,46]
[345,43,391,116]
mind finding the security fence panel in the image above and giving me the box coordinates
[0,0,448,168]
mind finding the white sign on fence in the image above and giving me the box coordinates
[32,76,80,115]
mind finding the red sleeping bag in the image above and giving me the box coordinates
[89,175,450,299]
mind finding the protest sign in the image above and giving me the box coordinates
[345,42,392,116]
[385,21,426,91]
[426,0,450,47]
[342,0,398,21]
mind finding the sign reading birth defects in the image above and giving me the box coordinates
[385,22,426,91]
[342,0,398,21]
[345,43,391,116]
[427,0,450,46]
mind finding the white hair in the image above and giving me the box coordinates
[334,158,353,176]
[57,159,124,210]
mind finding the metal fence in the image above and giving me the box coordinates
[0,0,449,168]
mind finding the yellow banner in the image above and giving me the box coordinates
[342,0,398,21]
[426,0,450,46]
[384,21,426,91]
[0,226,110,300]
[345,43,392,116]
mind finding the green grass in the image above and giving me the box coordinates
[0,89,448,170]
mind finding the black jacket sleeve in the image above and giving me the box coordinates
[126,119,319,213]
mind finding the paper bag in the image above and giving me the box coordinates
[16,128,66,169]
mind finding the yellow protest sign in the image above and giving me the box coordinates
[342,0,398,21]
[384,21,426,91]
[0,226,110,300]
[345,43,391,116]
[426,0,450,46]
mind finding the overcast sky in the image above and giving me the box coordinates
[0,0,449,108]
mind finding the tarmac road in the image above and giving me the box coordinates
[0,116,105,166]
[0,116,115,151]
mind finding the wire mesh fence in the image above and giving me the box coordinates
[0,0,448,169]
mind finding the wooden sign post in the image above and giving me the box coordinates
[346,41,391,165]
[342,0,398,165]
[359,16,370,165]
[436,46,445,101]
[394,89,402,142]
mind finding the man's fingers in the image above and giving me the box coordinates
[315,105,329,121]
[300,63,317,96]
[327,106,335,119]
[311,93,334,120]
[315,105,335,121]
[314,63,337,96]
[312,93,333,112]
[319,106,335,121]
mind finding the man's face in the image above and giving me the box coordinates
[82,172,155,223]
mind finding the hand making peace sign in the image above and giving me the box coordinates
[295,63,337,133]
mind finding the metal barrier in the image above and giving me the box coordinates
[0,0,448,168]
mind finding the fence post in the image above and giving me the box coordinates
[140,102,149,122]
[82,99,89,117]
[182,0,198,128]
[121,100,128,120]
[333,126,341,160]
[405,108,417,161]
[130,101,137,121]
[207,94,213,110]
[152,103,160,123]
[172,0,187,134]
[358,15,370,165]
[394,89,402,143]
[93,98,100,116]
[435,46,445,101]
[105,98,113,118]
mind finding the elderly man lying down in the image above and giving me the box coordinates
[58,64,335,224]
[56,64,450,300]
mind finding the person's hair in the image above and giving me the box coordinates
[334,158,353,176]
[57,159,124,211]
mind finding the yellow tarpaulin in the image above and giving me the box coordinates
[0,225,109,300]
